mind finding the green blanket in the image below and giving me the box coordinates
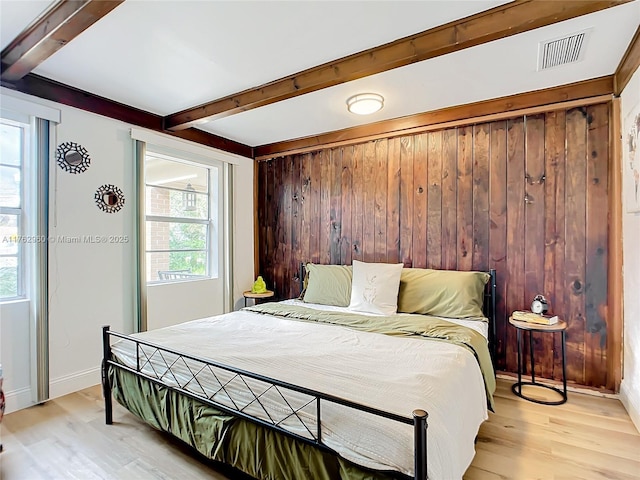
[111,368,402,480]
[244,303,495,411]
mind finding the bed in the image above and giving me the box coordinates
[102,262,496,480]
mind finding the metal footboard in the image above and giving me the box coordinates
[102,326,428,480]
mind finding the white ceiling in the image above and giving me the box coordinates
[1,0,639,149]
[0,0,55,50]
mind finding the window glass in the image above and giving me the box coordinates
[0,118,24,300]
[0,165,21,207]
[145,154,212,283]
[145,221,207,251]
[145,186,208,219]
[146,251,208,281]
[0,254,18,298]
[0,214,18,255]
[145,156,208,193]
[0,123,22,166]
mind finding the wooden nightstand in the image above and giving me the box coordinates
[243,290,274,307]
[509,316,568,405]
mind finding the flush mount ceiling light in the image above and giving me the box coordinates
[346,93,384,115]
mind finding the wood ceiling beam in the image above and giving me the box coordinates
[164,0,629,131]
[253,76,614,160]
[614,24,640,95]
[1,0,124,82]
[1,74,253,158]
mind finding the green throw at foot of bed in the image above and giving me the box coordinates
[110,367,406,480]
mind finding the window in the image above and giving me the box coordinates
[0,118,28,299]
[145,153,218,283]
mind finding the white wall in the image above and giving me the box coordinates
[620,66,640,433]
[0,88,255,408]
[0,300,31,413]
[48,105,136,399]
[233,156,255,311]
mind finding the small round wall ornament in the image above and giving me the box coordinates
[95,184,125,213]
[56,141,90,174]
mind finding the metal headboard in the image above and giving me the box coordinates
[485,269,497,368]
[299,262,306,292]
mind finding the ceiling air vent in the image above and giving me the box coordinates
[538,29,590,71]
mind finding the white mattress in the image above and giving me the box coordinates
[111,302,489,479]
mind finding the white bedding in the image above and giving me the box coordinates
[111,302,489,479]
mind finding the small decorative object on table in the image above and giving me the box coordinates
[531,294,549,315]
[252,275,267,294]
[511,294,557,325]
[243,276,274,307]
[511,310,559,325]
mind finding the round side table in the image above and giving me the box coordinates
[509,316,568,405]
[243,290,274,307]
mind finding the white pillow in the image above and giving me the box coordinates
[348,260,404,315]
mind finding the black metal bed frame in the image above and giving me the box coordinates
[102,268,496,480]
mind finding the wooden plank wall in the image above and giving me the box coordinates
[256,103,611,389]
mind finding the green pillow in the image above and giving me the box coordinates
[397,268,490,319]
[302,263,353,307]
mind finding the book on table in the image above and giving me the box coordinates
[512,310,559,325]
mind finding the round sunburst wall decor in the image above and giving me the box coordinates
[95,184,125,213]
[56,142,91,174]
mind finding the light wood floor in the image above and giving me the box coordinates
[1,378,639,480]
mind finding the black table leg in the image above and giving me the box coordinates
[561,330,567,402]
[529,330,535,383]
[517,328,522,395]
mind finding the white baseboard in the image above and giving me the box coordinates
[620,379,640,434]
[49,366,101,400]
[3,386,34,414]
[2,367,101,414]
